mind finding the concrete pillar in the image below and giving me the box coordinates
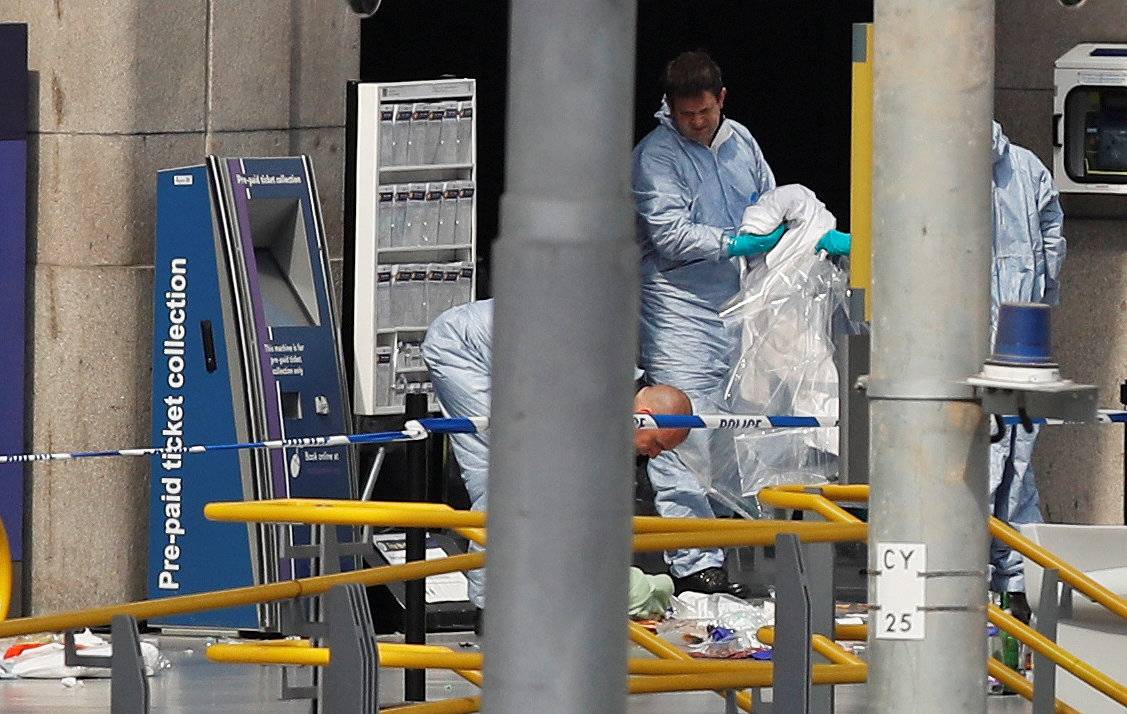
[994,0,1127,524]
[4,0,357,613]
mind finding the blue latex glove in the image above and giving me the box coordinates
[726,224,786,257]
[815,229,851,256]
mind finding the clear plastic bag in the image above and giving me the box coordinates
[657,593,776,657]
[718,185,849,498]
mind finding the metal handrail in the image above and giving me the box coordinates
[765,484,1127,622]
[759,485,1127,710]
[0,516,11,621]
[0,552,484,639]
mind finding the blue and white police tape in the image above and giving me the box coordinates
[1,410,1123,464]
[1000,410,1126,427]
[0,428,425,465]
[412,414,839,434]
[413,409,1127,435]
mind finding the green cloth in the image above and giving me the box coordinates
[628,567,674,619]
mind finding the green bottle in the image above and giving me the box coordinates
[1000,592,1021,694]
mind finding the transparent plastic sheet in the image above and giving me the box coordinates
[657,593,775,658]
[725,258,847,496]
[718,185,851,499]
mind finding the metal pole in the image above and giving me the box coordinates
[404,392,428,701]
[484,1,638,712]
[868,2,994,712]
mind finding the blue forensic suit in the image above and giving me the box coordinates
[989,121,1067,592]
[632,103,775,576]
[421,299,493,607]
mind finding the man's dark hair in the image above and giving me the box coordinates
[662,51,723,105]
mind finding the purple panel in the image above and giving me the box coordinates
[223,160,292,582]
[0,24,28,562]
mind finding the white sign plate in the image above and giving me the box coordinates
[875,542,926,640]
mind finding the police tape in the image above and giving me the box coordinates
[1,410,1123,464]
[417,410,1127,435]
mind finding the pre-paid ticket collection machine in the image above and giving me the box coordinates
[149,157,355,631]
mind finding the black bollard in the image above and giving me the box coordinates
[404,392,429,701]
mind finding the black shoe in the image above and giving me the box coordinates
[1007,592,1031,625]
[474,607,483,636]
[673,567,749,599]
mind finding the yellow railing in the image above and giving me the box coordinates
[0,551,484,639]
[209,637,866,714]
[759,484,1127,710]
[8,487,1117,712]
[210,638,864,678]
[0,515,11,621]
[765,484,1127,622]
[758,624,1079,714]
[198,500,869,713]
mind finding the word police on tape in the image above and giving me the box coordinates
[875,542,926,640]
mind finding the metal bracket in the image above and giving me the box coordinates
[1032,568,1060,714]
[277,520,380,708]
[775,533,811,714]
[805,523,835,714]
[64,615,150,714]
[971,381,1098,423]
[320,584,380,713]
[277,584,380,712]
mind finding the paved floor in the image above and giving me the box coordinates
[0,633,1034,713]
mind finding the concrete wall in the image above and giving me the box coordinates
[2,0,358,613]
[996,0,1127,525]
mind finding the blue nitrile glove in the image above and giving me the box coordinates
[814,229,851,256]
[726,224,787,257]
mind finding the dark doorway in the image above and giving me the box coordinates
[361,1,873,298]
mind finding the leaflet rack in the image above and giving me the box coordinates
[345,79,478,416]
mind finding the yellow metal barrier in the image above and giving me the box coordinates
[208,642,330,667]
[211,638,856,678]
[755,627,865,668]
[206,499,867,552]
[985,657,1080,714]
[990,603,1127,707]
[756,489,863,524]
[386,668,865,714]
[205,499,489,530]
[211,634,862,714]
[0,551,484,639]
[633,515,855,534]
[760,484,1127,710]
[632,523,866,552]
[629,622,754,713]
[0,515,11,620]
[989,517,1127,622]
[386,696,480,714]
[9,482,1117,711]
[764,485,1127,623]
[207,498,865,540]
[759,624,1079,714]
[772,484,871,503]
[832,623,867,642]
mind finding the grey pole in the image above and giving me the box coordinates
[868,2,994,712]
[484,2,638,713]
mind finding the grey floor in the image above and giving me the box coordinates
[0,633,1034,713]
